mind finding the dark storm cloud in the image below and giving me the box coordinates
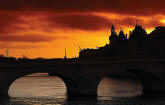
[46,13,165,30]
[0,0,164,16]
[46,13,112,30]
[0,0,163,42]
[0,34,63,42]
[0,12,23,33]
[0,12,162,33]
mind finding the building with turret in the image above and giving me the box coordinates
[109,24,118,44]
[79,24,165,59]
[129,24,147,40]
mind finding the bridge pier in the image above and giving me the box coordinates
[129,70,165,96]
[1,61,165,98]
[0,71,14,99]
[65,78,98,97]
[141,77,165,95]
[75,83,97,96]
[67,86,97,97]
[0,88,9,99]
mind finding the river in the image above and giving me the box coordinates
[1,74,165,105]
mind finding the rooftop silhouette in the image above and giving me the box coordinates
[79,24,165,59]
[1,24,165,64]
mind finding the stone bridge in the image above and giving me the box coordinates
[0,58,165,98]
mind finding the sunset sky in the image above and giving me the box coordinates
[0,0,165,58]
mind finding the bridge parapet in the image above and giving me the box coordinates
[0,58,165,68]
[0,58,165,97]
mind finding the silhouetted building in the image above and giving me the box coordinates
[148,26,165,57]
[129,24,147,40]
[118,30,127,41]
[109,24,118,44]
[79,24,165,59]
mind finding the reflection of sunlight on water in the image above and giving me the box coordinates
[9,76,67,99]
[10,97,67,105]
[98,77,142,99]
[6,76,157,105]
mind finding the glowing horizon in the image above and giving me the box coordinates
[0,0,165,58]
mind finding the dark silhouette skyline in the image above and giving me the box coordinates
[1,23,165,63]
[79,24,165,58]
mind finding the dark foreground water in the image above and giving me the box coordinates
[1,75,165,105]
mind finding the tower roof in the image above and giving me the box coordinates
[129,24,147,40]
[111,24,115,30]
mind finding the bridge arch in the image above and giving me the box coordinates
[9,73,67,97]
[97,69,165,97]
[0,70,79,98]
[97,77,142,97]
[126,70,165,95]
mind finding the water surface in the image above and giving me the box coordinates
[0,75,164,105]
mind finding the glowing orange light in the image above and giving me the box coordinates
[160,19,165,23]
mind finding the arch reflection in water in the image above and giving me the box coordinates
[9,73,67,99]
[97,77,143,100]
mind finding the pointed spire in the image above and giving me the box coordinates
[64,48,67,59]
[119,30,124,36]
[136,16,137,25]
[109,24,118,44]
[110,24,117,36]
[118,29,127,41]
[111,24,115,32]
[136,15,138,27]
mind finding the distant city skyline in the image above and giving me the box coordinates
[0,0,164,58]
[80,24,165,58]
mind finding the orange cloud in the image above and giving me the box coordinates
[0,0,164,58]
[0,45,44,49]
[0,34,64,42]
[46,13,111,31]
